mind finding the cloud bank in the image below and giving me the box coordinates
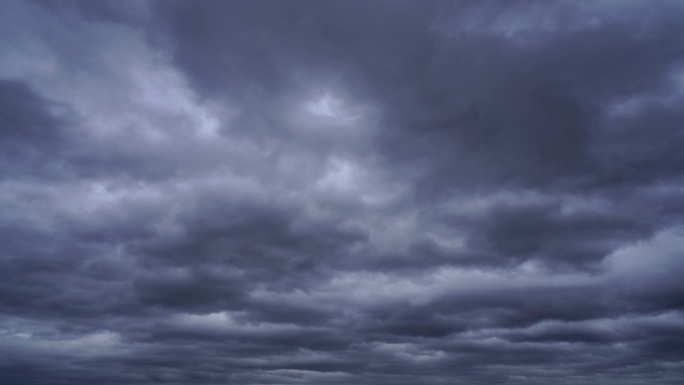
[1,1,684,384]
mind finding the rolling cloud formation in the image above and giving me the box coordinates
[1,1,684,384]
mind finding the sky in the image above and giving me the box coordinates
[1,0,684,384]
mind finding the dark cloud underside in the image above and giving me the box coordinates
[1,1,684,384]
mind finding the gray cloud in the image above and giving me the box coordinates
[1,0,684,384]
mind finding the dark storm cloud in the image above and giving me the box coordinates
[2,0,684,384]
[0,80,73,179]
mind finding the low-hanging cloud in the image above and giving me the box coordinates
[1,1,684,384]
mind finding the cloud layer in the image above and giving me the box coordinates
[1,1,684,384]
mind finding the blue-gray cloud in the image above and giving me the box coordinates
[1,1,684,384]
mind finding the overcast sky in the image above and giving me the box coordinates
[1,1,684,384]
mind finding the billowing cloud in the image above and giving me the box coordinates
[1,1,684,384]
